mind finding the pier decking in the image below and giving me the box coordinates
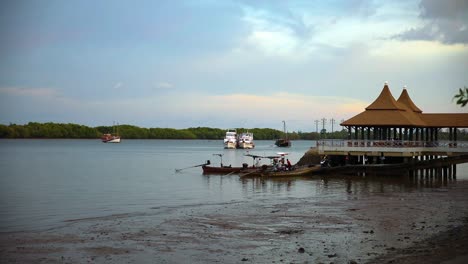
[317,140,468,157]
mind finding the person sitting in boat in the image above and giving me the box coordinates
[274,162,282,172]
[286,159,292,170]
[320,155,330,167]
[255,158,261,168]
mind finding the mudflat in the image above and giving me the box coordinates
[2,180,468,263]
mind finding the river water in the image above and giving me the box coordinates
[0,139,316,231]
[1,139,467,233]
[2,139,468,263]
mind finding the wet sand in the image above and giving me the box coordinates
[2,179,468,263]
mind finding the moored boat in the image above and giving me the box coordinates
[202,164,256,175]
[275,121,291,147]
[203,153,267,175]
[224,129,237,149]
[237,132,255,149]
[240,165,321,178]
[101,122,121,143]
[275,138,291,147]
[101,134,121,143]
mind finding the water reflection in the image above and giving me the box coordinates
[239,177,295,196]
[234,173,460,200]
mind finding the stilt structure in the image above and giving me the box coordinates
[316,82,468,179]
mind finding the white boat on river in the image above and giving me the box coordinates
[223,129,237,149]
[237,132,255,149]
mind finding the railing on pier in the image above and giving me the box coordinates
[316,140,468,155]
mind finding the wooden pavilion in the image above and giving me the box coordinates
[341,83,468,144]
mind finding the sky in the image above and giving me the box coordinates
[0,0,467,132]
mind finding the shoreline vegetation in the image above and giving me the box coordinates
[1,122,467,140]
[0,122,348,140]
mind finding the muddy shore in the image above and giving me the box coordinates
[2,179,468,264]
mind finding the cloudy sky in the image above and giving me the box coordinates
[0,0,467,132]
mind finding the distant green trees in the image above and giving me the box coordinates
[0,122,344,140]
[0,122,99,138]
[1,122,465,140]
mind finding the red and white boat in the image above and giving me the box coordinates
[101,133,121,143]
[101,122,121,143]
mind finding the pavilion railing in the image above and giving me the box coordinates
[316,140,468,153]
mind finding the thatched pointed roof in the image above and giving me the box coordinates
[365,84,405,111]
[341,83,426,127]
[341,83,468,128]
[341,109,426,127]
[397,88,422,113]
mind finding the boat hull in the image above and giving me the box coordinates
[241,165,320,178]
[101,134,121,143]
[202,165,256,175]
[104,137,121,143]
[238,142,254,149]
[275,139,291,147]
[224,142,237,149]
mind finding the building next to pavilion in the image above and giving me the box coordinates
[313,82,468,177]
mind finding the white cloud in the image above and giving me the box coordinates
[238,6,314,59]
[236,2,424,61]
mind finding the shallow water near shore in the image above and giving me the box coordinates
[0,139,317,232]
[1,139,468,263]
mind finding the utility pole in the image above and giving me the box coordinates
[321,118,327,134]
[321,118,327,130]
[330,118,335,133]
[314,120,319,133]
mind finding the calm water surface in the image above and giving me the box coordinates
[1,139,467,232]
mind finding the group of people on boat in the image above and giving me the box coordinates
[272,157,293,171]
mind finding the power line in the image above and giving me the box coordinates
[321,118,327,131]
[314,120,319,133]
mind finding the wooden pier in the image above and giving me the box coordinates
[310,82,468,178]
[314,153,468,178]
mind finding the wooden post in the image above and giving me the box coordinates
[453,164,457,179]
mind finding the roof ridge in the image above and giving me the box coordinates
[365,84,405,111]
[397,88,423,113]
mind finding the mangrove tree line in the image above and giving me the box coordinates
[1,122,466,140]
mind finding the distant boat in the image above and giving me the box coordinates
[101,122,121,143]
[223,129,237,149]
[275,121,291,147]
[237,132,255,149]
[101,134,121,143]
